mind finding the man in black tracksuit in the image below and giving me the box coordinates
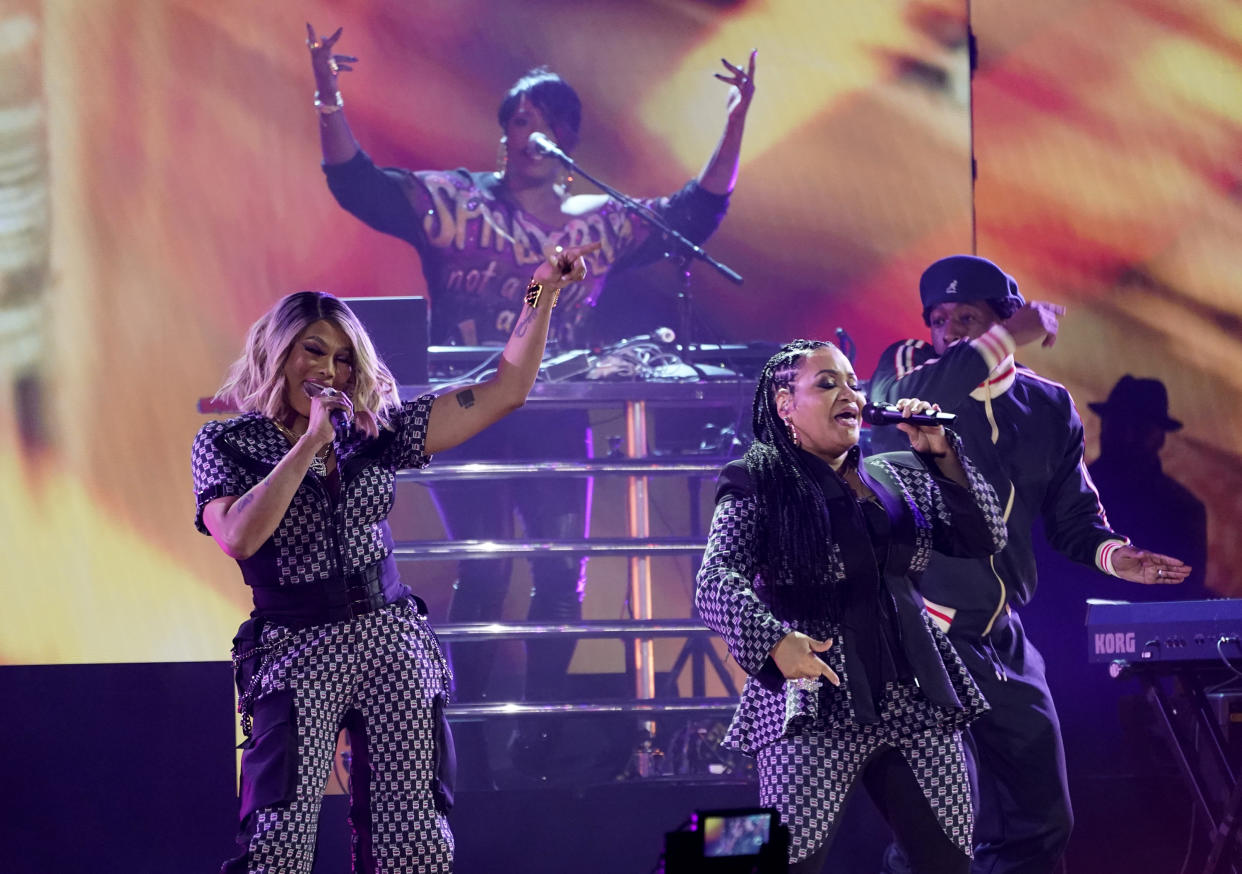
[869,254,1190,874]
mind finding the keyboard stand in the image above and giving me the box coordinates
[1127,662,1242,873]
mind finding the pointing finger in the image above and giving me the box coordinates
[819,662,841,687]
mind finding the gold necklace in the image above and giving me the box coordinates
[272,420,332,476]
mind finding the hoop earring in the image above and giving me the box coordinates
[495,136,509,179]
[783,417,800,447]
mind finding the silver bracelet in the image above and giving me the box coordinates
[313,90,344,115]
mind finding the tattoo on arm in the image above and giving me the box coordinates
[455,389,476,409]
[232,488,258,514]
[514,305,536,338]
[231,473,273,515]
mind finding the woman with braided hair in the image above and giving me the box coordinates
[696,340,1008,873]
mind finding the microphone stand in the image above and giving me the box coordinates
[533,139,744,704]
[535,141,743,350]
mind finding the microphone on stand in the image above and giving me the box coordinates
[528,131,575,166]
[598,327,677,356]
[527,131,743,288]
[861,402,956,427]
[613,327,676,347]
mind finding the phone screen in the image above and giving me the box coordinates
[701,812,772,857]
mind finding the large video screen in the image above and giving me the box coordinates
[3,0,1236,669]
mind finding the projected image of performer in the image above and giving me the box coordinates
[1085,374,1208,600]
[697,340,1010,873]
[868,254,1191,874]
[1023,373,1212,792]
[304,22,755,775]
[192,245,598,874]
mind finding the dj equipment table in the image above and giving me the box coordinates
[395,379,751,706]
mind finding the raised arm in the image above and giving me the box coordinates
[870,303,1066,410]
[696,51,757,195]
[423,241,602,454]
[893,398,970,488]
[307,23,362,166]
[883,399,1008,559]
[870,332,1002,410]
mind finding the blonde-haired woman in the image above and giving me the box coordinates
[193,242,598,874]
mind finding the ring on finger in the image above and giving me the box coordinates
[308,40,322,50]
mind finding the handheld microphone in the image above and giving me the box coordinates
[329,408,352,435]
[861,402,956,427]
[528,131,573,165]
[304,383,354,435]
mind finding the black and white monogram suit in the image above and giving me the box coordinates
[696,434,1007,863]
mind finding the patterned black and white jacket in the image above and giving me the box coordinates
[191,395,436,619]
[695,434,1008,756]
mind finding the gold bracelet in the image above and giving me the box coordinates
[314,90,344,115]
[524,281,560,309]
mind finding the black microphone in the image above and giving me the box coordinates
[861,402,956,427]
[528,131,573,165]
[330,408,352,435]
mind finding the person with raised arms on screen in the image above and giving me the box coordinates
[303,25,756,777]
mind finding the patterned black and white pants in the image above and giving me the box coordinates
[756,680,974,865]
[223,601,454,874]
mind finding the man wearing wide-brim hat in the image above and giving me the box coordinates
[1086,374,1207,601]
[1089,373,1183,431]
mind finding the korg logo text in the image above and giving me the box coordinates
[1094,632,1136,655]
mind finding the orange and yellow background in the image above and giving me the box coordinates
[2,0,1239,671]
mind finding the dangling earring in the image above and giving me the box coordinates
[495,136,509,179]
[783,417,800,447]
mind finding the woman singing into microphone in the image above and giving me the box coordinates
[696,340,1008,873]
[192,243,598,874]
